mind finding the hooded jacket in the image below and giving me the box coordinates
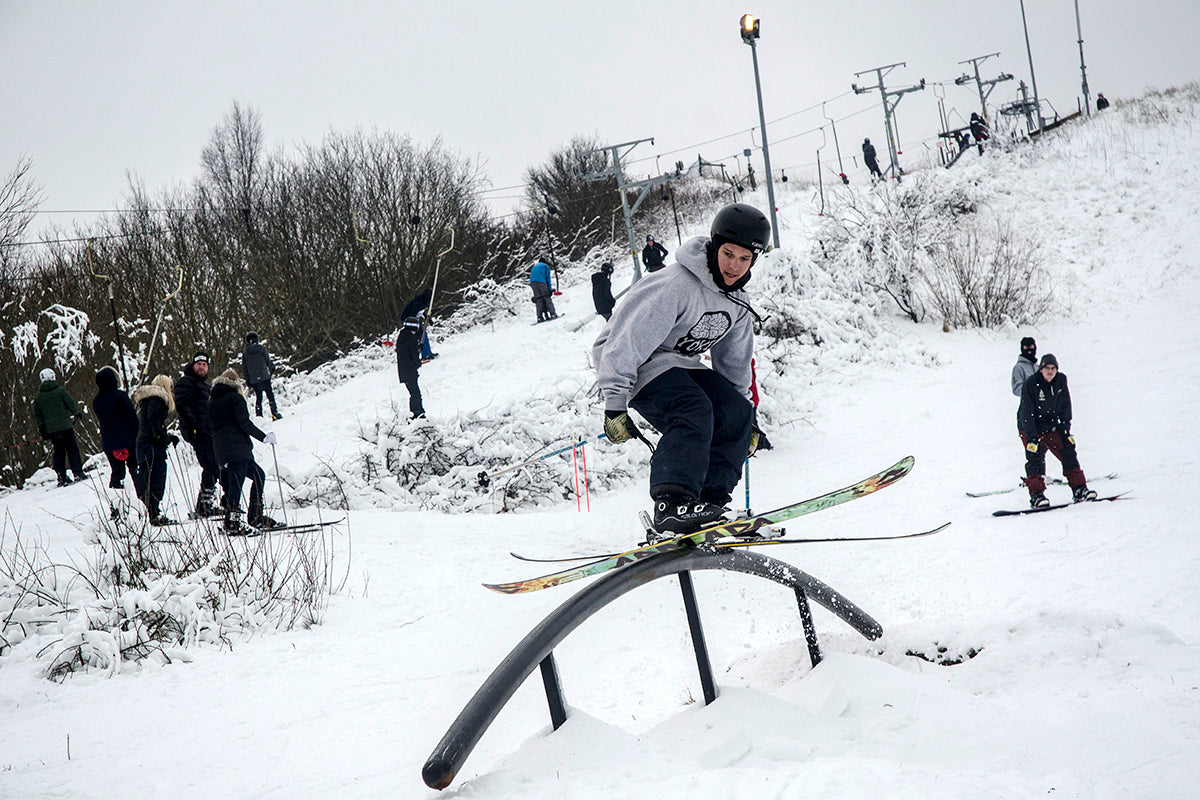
[33,378,80,436]
[92,366,138,452]
[396,320,423,382]
[1018,370,1073,440]
[133,381,174,459]
[174,361,211,440]
[242,335,273,384]
[1011,354,1037,397]
[207,374,267,464]
[592,236,754,412]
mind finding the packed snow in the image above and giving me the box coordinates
[2,88,1199,799]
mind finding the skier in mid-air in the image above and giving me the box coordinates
[593,203,768,534]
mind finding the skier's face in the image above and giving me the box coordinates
[716,241,754,287]
[1040,364,1057,380]
[194,361,208,377]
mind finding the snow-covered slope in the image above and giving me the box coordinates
[2,88,1199,799]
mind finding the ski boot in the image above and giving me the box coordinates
[149,514,177,527]
[248,513,282,531]
[1029,492,1050,509]
[1072,485,1098,503]
[650,488,729,536]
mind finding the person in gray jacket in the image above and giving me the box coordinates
[242,331,281,420]
[594,203,768,535]
[1011,336,1037,397]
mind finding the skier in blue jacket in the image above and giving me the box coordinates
[594,203,769,534]
[529,258,557,322]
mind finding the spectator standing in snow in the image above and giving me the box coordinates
[594,203,768,534]
[862,138,883,180]
[401,288,438,360]
[641,235,669,273]
[1096,93,1110,111]
[133,374,180,525]
[33,368,86,486]
[592,262,616,321]
[208,368,278,533]
[174,352,223,517]
[395,316,427,419]
[242,332,281,420]
[92,366,140,489]
[1011,336,1038,397]
[1017,354,1098,508]
[530,257,557,323]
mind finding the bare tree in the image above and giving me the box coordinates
[0,156,44,268]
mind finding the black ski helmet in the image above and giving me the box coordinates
[601,262,614,274]
[709,203,770,256]
[246,331,259,343]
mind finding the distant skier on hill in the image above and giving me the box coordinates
[1017,353,1098,508]
[133,374,180,525]
[33,368,86,486]
[529,258,557,323]
[401,288,437,361]
[395,316,427,419]
[208,367,278,533]
[970,113,989,154]
[591,262,616,321]
[242,332,281,420]
[1096,93,1110,111]
[174,353,223,517]
[641,235,669,273]
[862,138,883,180]
[92,366,140,490]
[594,203,768,534]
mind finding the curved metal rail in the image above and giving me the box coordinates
[422,547,881,790]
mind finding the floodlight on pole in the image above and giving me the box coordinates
[739,13,781,249]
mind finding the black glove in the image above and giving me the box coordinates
[603,410,638,444]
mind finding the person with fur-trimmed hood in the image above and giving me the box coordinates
[92,366,140,489]
[594,203,768,535]
[132,374,180,525]
[33,367,87,486]
[208,367,278,533]
[173,352,223,517]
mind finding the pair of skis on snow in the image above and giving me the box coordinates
[485,455,950,595]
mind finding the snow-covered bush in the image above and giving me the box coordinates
[0,504,348,680]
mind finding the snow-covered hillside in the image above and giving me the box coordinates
[2,87,1199,799]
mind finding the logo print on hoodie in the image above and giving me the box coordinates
[675,311,732,356]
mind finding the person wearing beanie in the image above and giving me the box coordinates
[1017,353,1098,508]
[92,366,140,489]
[395,317,427,420]
[208,367,278,533]
[529,257,558,323]
[1011,336,1038,397]
[173,351,224,517]
[32,368,86,486]
[641,235,669,273]
[591,262,616,321]
[242,331,282,420]
[594,203,769,535]
[132,374,180,525]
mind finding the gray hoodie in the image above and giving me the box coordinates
[593,236,754,412]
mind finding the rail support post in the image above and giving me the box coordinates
[539,652,568,730]
[679,570,718,705]
[794,587,823,667]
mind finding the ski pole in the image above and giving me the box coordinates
[572,438,581,511]
[478,432,609,488]
[580,438,591,511]
[744,457,751,515]
[270,443,288,526]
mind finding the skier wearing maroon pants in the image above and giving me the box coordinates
[1017,353,1097,508]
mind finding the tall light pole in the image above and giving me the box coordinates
[1074,0,1091,116]
[1018,0,1045,134]
[740,14,780,249]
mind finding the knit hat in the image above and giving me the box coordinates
[193,352,210,364]
[39,368,55,382]
[1039,353,1058,369]
[1020,336,1036,348]
[646,235,654,242]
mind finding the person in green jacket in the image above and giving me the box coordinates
[33,368,86,486]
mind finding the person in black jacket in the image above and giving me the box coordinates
[208,368,278,533]
[1096,93,1110,111]
[132,375,180,525]
[92,366,140,489]
[242,332,281,420]
[395,317,426,419]
[862,138,883,180]
[591,262,616,320]
[173,352,223,516]
[641,236,669,273]
[969,112,989,154]
[1017,354,1097,508]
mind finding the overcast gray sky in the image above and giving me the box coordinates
[3,0,1199,240]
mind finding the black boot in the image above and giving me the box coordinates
[651,487,728,535]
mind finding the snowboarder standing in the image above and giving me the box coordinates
[1017,353,1098,508]
[862,138,883,180]
[92,366,140,489]
[529,257,557,323]
[173,353,223,517]
[1011,336,1038,397]
[242,332,281,420]
[641,235,669,273]
[594,203,768,534]
[208,368,278,533]
[32,368,86,486]
[395,316,426,419]
[133,374,180,525]
[592,262,616,321]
